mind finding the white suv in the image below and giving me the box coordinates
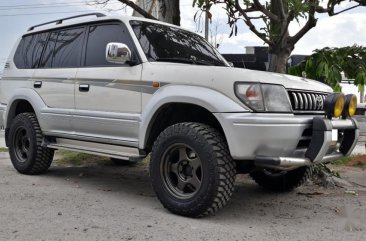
[0,13,359,217]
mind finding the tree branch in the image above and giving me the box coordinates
[316,0,366,15]
[276,0,287,19]
[290,1,317,44]
[230,0,272,45]
[252,0,280,21]
[103,0,158,20]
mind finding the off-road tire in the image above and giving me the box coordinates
[250,166,313,192]
[150,122,236,217]
[8,113,54,175]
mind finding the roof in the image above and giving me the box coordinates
[25,12,185,35]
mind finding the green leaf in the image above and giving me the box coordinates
[358,84,364,92]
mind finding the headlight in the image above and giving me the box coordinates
[234,83,292,112]
[324,93,345,118]
[342,94,357,118]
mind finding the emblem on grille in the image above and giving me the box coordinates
[315,96,323,110]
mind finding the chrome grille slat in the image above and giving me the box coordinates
[292,93,299,109]
[288,90,329,113]
[302,93,308,110]
[307,93,313,110]
[297,93,304,110]
[311,94,316,110]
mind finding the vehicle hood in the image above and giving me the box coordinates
[211,66,332,92]
[142,63,333,110]
[144,62,332,93]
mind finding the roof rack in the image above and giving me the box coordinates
[27,12,106,31]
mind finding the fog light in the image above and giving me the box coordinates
[342,94,357,118]
[324,93,345,119]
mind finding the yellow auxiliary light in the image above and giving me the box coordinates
[342,94,357,118]
[324,93,345,119]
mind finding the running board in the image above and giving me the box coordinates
[46,138,145,161]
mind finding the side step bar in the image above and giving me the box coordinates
[255,153,344,171]
[46,138,145,161]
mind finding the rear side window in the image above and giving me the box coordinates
[14,33,48,69]
[40,32,58,68]
[39,27,85,68]
[84,24,133,67]
[52,27,85,68]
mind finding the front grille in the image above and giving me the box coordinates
[288,90,329,113]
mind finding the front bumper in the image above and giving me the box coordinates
[215,113,359,170]
[255,118,359,170]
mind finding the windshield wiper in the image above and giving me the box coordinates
[155,57,211,66]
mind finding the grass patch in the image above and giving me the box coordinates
[331,156,352,165]
[54,150,110,166]
[332,155,366,169]
[347,155,366,169]
[0,147,8,152]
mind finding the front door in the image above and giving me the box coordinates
[74,22,142,145]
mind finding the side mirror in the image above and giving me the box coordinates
[106,42,131,64]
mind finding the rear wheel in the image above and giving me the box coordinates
[8,113,54,175]
[250,166,313,192]
[150,122,236,217]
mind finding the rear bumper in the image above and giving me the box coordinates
[215,113,359,169]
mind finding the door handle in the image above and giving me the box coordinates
[34,81,42,88]
[79,84,90,92]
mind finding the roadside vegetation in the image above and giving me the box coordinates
[54,150,110,166]
[54,150,150,167]
[0,147,8,152]
[331,155,366,169]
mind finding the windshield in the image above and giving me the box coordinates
[130,20,227,66]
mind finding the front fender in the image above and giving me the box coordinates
[138,84,249,149]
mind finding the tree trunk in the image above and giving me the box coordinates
[267,0,291,74]
[158,0,180,26]
[268,50,291,73]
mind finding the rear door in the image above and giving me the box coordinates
[33,27,85,134]
[74,22,142,145]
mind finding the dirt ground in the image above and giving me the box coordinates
[1,152,366,241]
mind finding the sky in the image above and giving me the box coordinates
[0,0,366,71]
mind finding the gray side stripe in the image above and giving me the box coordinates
[4,77,168,94]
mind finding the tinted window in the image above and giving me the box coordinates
[40,32,57,68]
[52,27,84,68]
[14,33,48,69]
[130,20,226,66]
[85,24,133,66]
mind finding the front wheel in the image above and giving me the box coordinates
[150,122,236,217]
[8,113,54,175]
[250,166,313,192]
